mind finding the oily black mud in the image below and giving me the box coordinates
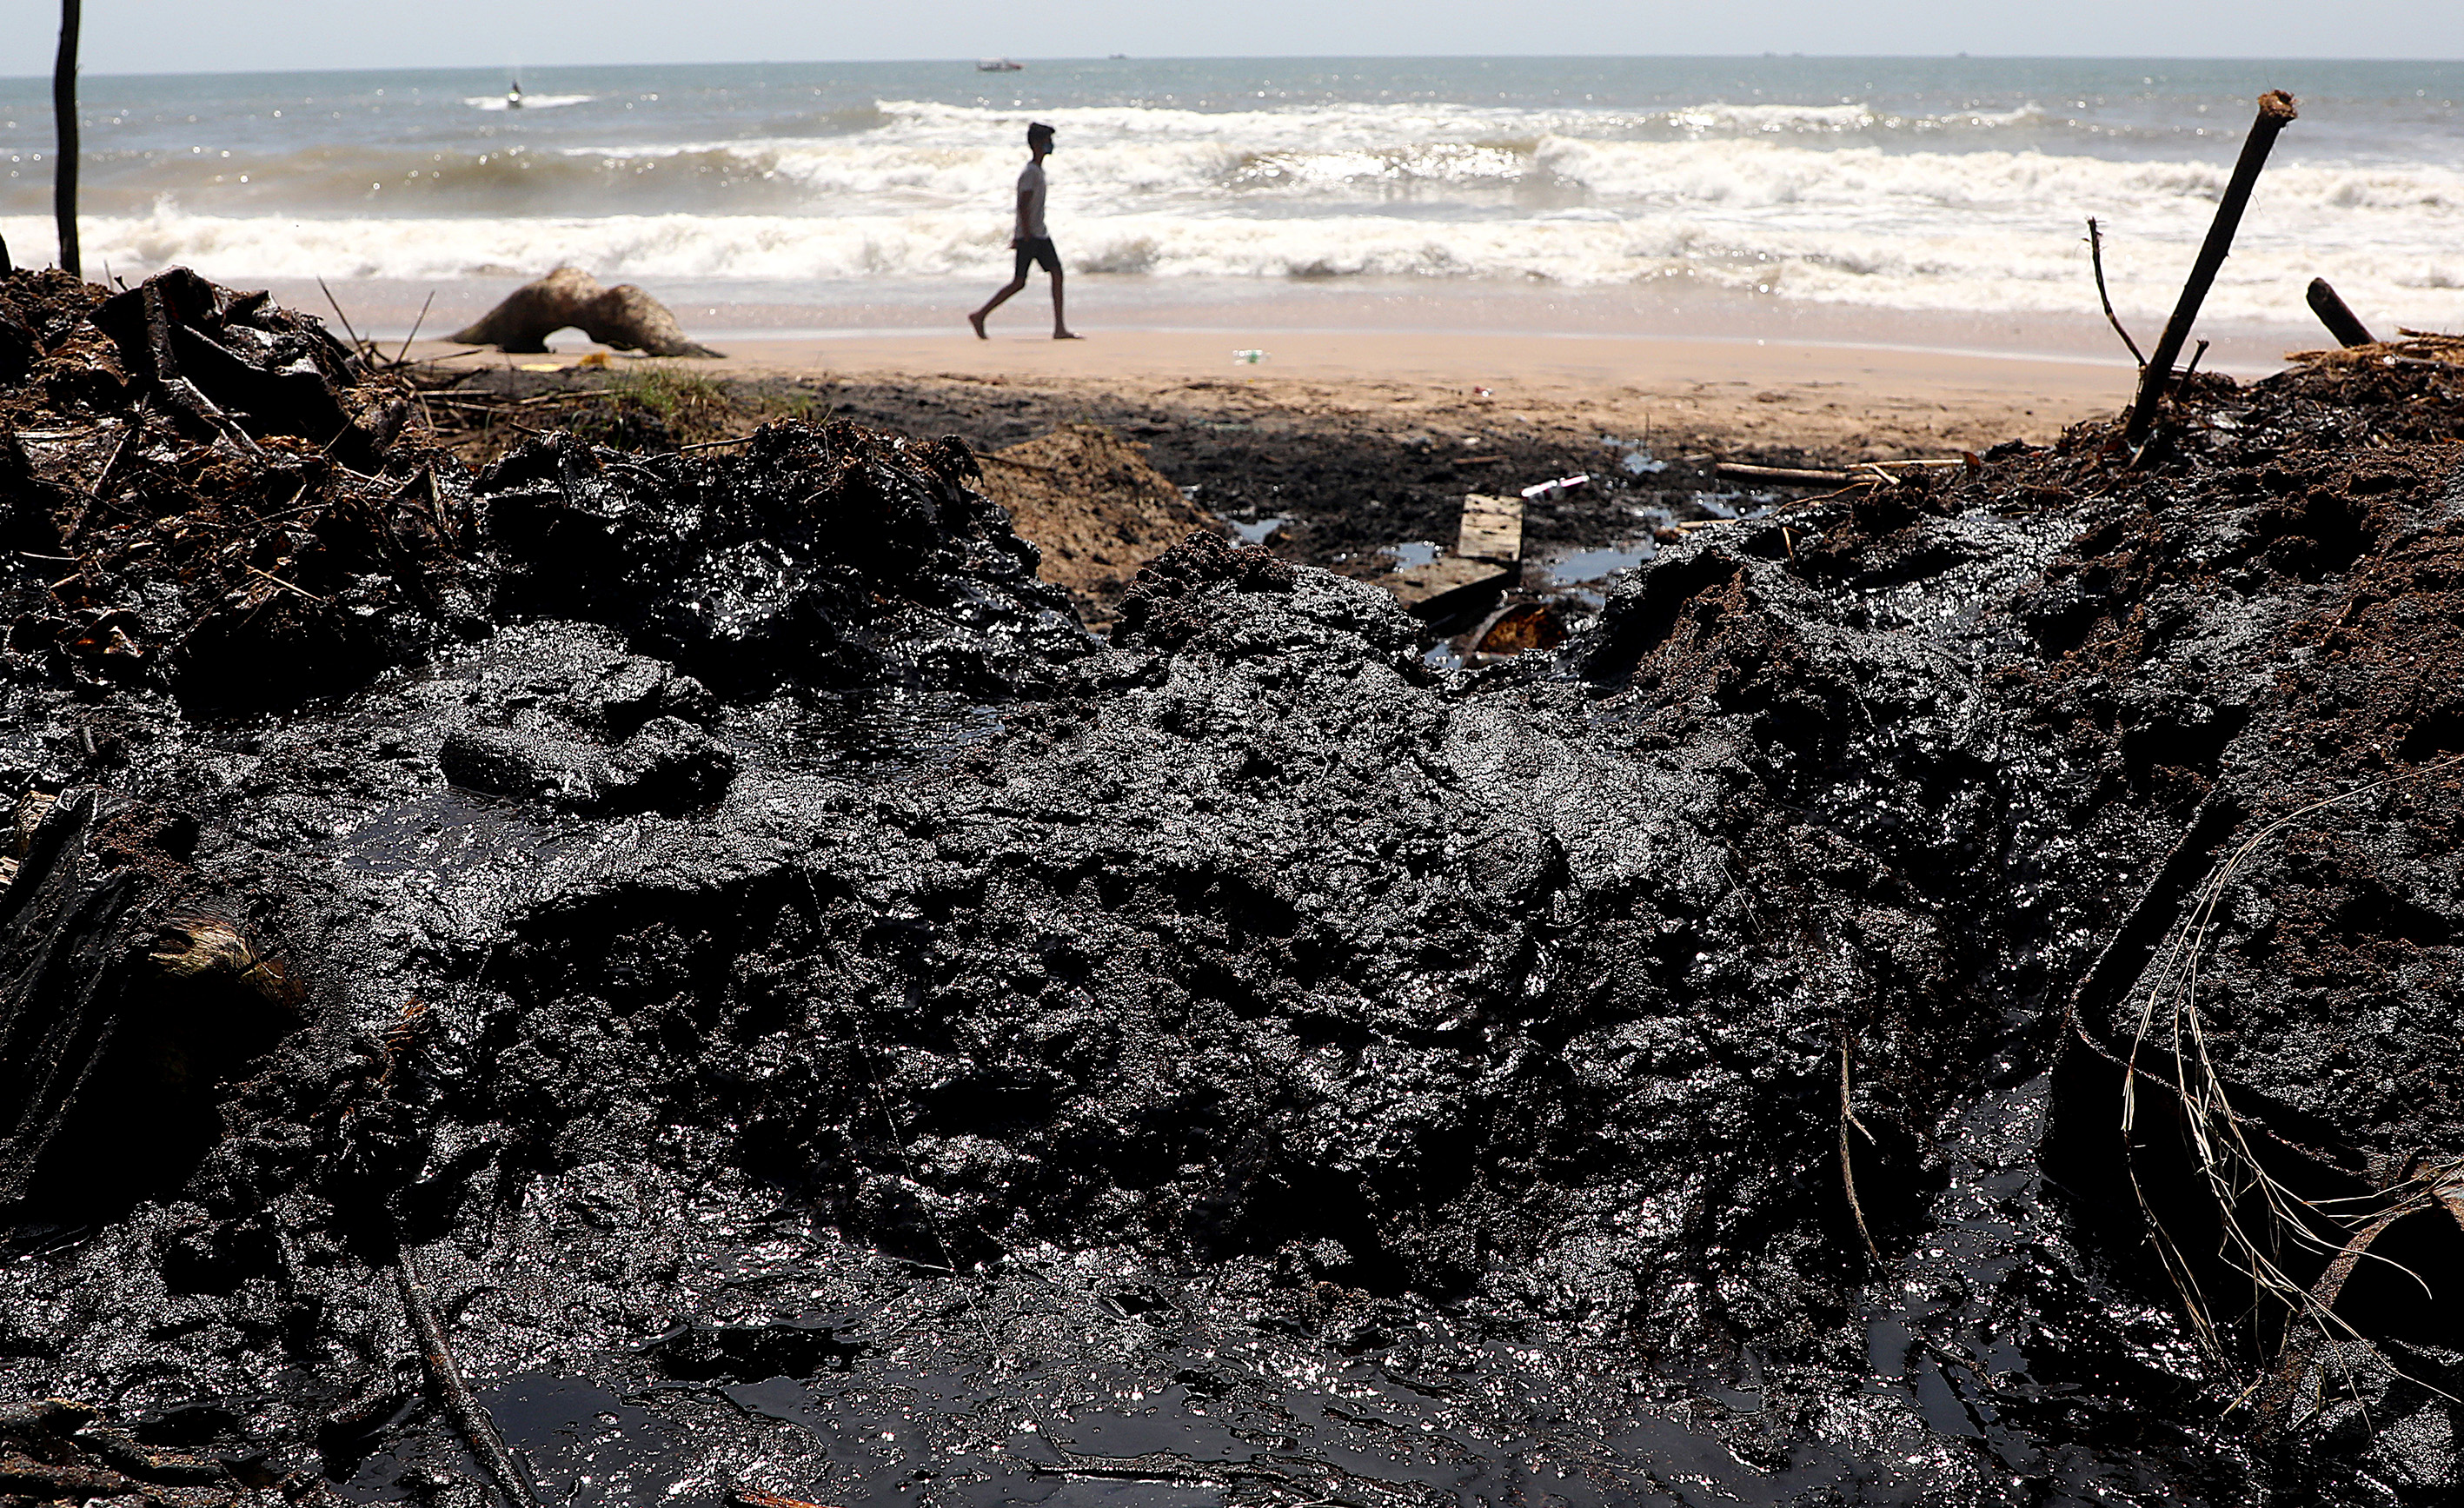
[435,365,1743,588]
[4,267,2464,1508]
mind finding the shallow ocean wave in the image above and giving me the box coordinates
[463,94,595,112]
[874,96,2076,148]
[1228,142,1533,191]
[173,124,2454,230]
[26,86,2464,230]
[17,62,2462,335]
[28,103,2461,231]
[24,202,2464,329]
[1660,102,1879,135]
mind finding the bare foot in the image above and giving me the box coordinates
[1053,329,1084,340]
[968,311,988,339]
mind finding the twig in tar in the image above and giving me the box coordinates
[734,1490,846,1508]
[2086,217,2144,368]
[316,276,371,362]
[395,290,436,367]
[394,1246,544,1508]
[1837,1041,1879,1258]
[2123,90,2298,448]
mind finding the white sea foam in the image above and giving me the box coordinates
[24,195,2464,331]
[27,92,2464,331]
[463,94,594,112]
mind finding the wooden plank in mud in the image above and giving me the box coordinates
[1457,493,1523,563]
[1385,555,1518,620]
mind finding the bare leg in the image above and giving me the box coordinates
[1050,269,1080,339]
[970,277,1026,337]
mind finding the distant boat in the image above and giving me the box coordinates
[976,57,1023,72]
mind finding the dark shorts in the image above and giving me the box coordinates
[1013,236,1061,278]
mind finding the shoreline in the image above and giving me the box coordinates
[338,269,2320,375]
[410,326,2131,457]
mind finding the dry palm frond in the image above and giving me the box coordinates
[2122,754,2464,1425]
[2285,329,2464,368]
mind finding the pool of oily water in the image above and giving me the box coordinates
[12,263,2464,1508]
[329,1133,2082,1508]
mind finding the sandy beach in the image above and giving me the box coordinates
[408,326,2132,462]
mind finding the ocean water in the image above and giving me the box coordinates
[2,56,2461,335]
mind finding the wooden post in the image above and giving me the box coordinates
[2122,90,2297,448]
[53,0,80,278]
[2304,277,2375,348]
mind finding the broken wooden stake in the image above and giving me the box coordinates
[2122,90,2298,447]
[2305,277,2375,348]
[52,0,79,277]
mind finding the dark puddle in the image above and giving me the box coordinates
[1545,542,1656,588]
[1227,517,1289,547]
[354,1329,1967,1508]
[334,790,580,878]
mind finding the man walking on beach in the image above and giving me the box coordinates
[970,122,1080,340]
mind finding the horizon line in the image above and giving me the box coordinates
[3,52,2459,83]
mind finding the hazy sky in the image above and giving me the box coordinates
[0,0,2454,77]
[3,1,2459,77]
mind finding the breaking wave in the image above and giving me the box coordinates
[23,189,2464,330]
[15,90,2464,329]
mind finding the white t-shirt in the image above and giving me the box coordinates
[1015,161,1048,241]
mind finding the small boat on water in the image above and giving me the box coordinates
[976,57,1023,72]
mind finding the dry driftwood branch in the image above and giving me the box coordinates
[2123,90,2298,447]
[1717,461,1853,485]
[2305,277,2375,348]
[2086,216,2145,368]
[449,267,725,358]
